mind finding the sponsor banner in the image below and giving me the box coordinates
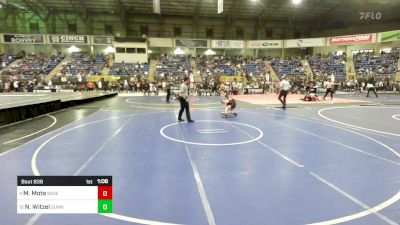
[247,40,282,49]
[3,34,44,44]
[392,47,400,52]
[211,40,244,48]
[92,36,112,45]
[149,38,173,47]
[329,34,374,45]
[285,38,325,48]
[379,30,400,42]
[49,35,88,44]
[175,39,207,48]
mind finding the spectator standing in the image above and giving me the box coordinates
[143,80,150,96]
[14,80,20,92]
[123,80,129,92]
[5,80,11,92]
[87,81,95,92]
[166,80,172,103]
[97,80,102,91]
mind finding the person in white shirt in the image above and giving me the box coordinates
[97,80,102,91]
[178,76,194,123]
[149,82,156,95]
[323,80,335,100]
[366,78,378,98]
[13,80,19,92]
[123,80,129,92]
[278,75,291,109]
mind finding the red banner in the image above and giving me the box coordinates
[330,34,373,45]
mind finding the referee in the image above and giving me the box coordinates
[278,75,291,110]
[178,76,194,123]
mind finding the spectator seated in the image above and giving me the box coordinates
[108,62,150,76]
[197,56,266,77]
[61,53,105,76]
[2,54,64,76]
[271,56,305,77]
[354,52,399,78]
[156,55,193,78]
[307,53,347,79]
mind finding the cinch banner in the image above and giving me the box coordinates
[49,35,88,44]
[330,34,373,45]
[380,30,400,42]
[175,39,207,48]
[3,34,44,44]
[247,40,282,49]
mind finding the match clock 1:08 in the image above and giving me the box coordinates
[97,178,109,185]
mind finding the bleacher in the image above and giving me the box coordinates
[242,59,266,76]
[2,54,63,76]
[156,56,192,77]
[108,62,150,76]
[197,56,230,76]
[271,57,305,77]
[354,52,399,78]
[61,53,105,76]
[197,56,265,77]
[307,53,346,79]
[0,55,16,70]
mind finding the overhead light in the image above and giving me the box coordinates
[104,46,115,53]
[67,46,81,53]
[205,49,216,56]
[173,48,185,55]
[218,0,223,14]
[8,2,26,10]
[153,0,160,14]
[292,0,302,5]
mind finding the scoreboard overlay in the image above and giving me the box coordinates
[17,176,112,214]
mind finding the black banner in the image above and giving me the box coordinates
[93,36,112,45]
[18,176,112,186]
[49,35,88,44]
[175,39,207,48]
[4,34,44,44]
[114,37,147,43]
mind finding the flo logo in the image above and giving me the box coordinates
[359,12,382,20]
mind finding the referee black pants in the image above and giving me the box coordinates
[178,97,192,121]
[367,88,378,98]
[278,90,288,109]
[166,89,171,102]
[323,88,334,99]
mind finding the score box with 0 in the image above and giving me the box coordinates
[17,176,112,214]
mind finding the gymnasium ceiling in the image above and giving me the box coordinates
[4,0,400,28]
